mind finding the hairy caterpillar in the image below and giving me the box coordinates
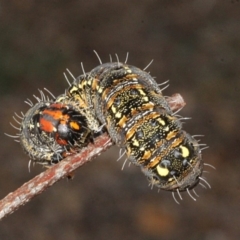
[7,92,95,166]
[6,54,212,203]
[65,59,209,200]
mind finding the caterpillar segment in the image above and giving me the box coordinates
[19,97,94,166]
[66,62,204,192]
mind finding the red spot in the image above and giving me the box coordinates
[42,109,63,120]
[39,118,54,132]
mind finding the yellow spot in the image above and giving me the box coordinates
[87,80,92,86]
[156,164,169,177]
[111,105,117,114]
[158,118,166,126]
[138,89,146,95]
[69,86,78,94]
[98,87,103,93]
[168,177,173,182]
[79,81,86,88]
[115,112,122,118]
[143,96,149,101]
[164,126,169,131]
[180,145,190,158]
[132,139,139,147]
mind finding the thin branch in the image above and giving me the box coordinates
[0,133,112,220]
[0,93,185,220]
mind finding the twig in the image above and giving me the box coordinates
[0,133,112,220]
[0,93,185,220]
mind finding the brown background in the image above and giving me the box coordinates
[0,1,240,239]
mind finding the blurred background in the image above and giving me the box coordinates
[0,0,239,239]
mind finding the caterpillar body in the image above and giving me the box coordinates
[19,96,95,166]
[66,62,203,192]
[6,57,211,201]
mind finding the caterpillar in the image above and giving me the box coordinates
[7,92,95,166]
[64,58,210,201]
[6,54,212,203]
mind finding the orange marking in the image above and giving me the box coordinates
[142,150,152,160]
[101,87,111,104]
[125,128,136,142]
[50,103,66,109]
[70,121,80,130]
[125,74,138,80]
[112,75,137,85]
[91,79,98,91]
[60,120,66,125]
[39,118,54,132]
[166,130,178,141]
[118,115,129,128]
[171,137,183,148]
[56,133,68,145]
[156,139,164,148]
[130,102,154,115]
[42,109,63,120]
[73,95,88,108]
